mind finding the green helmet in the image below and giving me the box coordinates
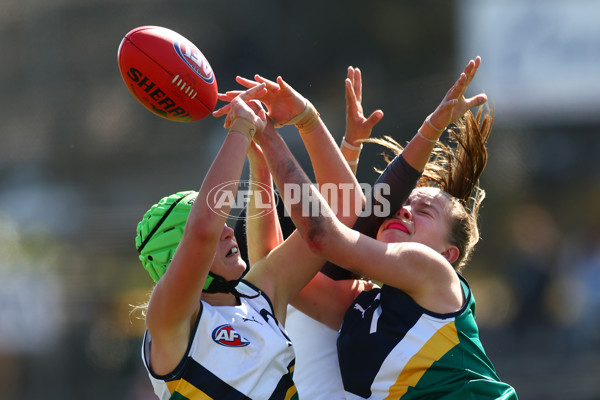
[135,190,245,294]
[135,191,197,283]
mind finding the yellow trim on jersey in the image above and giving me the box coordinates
[284,363,297,400]
[284,385,298,400]
[384,321,459,399]
[167,379,213,400]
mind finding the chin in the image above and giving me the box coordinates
[229,257,246,274]
[218,256,246,276]
[377,232,406,244]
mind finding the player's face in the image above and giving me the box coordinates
[211,224,247,280]
[376,187,453,253]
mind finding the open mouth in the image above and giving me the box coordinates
[226,247,239,257]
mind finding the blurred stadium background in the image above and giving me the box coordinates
[1,0,599,398]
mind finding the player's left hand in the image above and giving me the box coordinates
[345,66,383,146]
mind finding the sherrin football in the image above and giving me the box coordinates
[117,26,218,122]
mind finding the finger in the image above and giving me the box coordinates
[276,76,290,92]
[213,103,232,117]
[463,59,478,87]
[218,91,243,102]
[354,67,363,102]
[246,99,264,114]
[368,109,384,123]
[225,90,245,96]
[224,111,232,128]
[254,75,280,91]
[463,59,476,75]
[237,83,267,101]
[257,108,267,121]
[235,76,259,89]
[448,72,468,99]
[364,110,384,130]
[465,93,487,108]
[276,76,293,93]
[462,56,482,89]
[466,58,481,87]
[347,66,355,83]
[345,78,359,113]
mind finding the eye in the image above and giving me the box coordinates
[417,208,432,217]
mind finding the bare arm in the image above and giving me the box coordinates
[292,67,384,326]
[216,75,365,227]
[243,117,344,324]
[214,74,375,325]
[292,272,376,330]
[245,142,284,266]
[284,57,489,326]
[245,122,408,327]
[145,85,266,375]
[402,56,486,172]
[215,80,349,324]
[311,58,488,291]
[326,57,487,241]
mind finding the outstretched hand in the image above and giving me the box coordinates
[345,66,383,145]
[214,75,306,126]
[223,84,268,136]
[429,56,487,130]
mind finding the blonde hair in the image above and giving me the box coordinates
[369,106,494,272]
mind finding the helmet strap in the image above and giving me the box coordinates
[203,272,260,299]
[137,194,187,254]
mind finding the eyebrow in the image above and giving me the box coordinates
[413,198,441,216]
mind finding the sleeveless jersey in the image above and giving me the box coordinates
[337,275,518,399]
[285,305,346,399]
[142,280,298,400]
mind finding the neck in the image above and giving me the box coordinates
[201,291,239,306]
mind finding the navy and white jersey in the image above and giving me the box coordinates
[337,274,518,399]
[142,280,298,400]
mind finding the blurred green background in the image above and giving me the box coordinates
[1,0,599,398]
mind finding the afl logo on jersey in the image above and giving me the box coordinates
[212,324,250,347]
[173,39,215,84]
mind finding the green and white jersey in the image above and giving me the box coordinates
[338,274,517,399]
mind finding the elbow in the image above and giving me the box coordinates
[303,219,332,257]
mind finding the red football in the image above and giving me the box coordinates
[117,26,218,122]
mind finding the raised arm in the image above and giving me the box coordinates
[215,74,364,226]
[295,57,489,328]
[293,67,384,323]
[334,56,487,240]
[341,66,384,174]
[244,142,284,266]
[213,75,369,326]
[309,57,488,274]
[213,82,335,324]
[225,68,383,327]
[145,85,266,374]
[402,56,486,171]
[301,59,489,305]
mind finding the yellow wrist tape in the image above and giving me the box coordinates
[279,101,320,134]
[228,117,256,140]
